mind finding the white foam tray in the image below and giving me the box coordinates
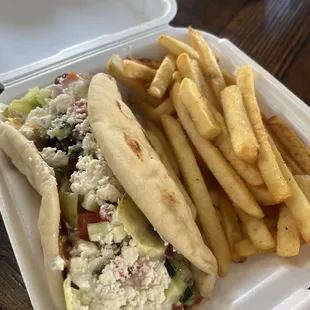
[1,1,310,309]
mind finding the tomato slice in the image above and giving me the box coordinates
[77,211,107,240]
[62,72,79,84]
[173,305,184,310]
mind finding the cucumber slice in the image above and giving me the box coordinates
[23,86,40,104]
[87,222,111,242]
[6,87,41,121]
[118,194,166,259]
[37,88,52,106]
[172,260,192,282]
[59,192,78,228]
[54,168,64,183]
[165,259,192,282]
[165,259,177,278]
[50,126,72,140]
[60,178,71,192]
[63,276,74,310]
[8,99,35,119]
[81,191,99,212]
[181,287,196,305]
[164,277,187,305]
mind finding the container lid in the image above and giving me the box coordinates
[0,0,177,83]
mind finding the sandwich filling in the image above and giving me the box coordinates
[1,72,201,310]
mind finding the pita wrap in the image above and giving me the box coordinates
[88,73,217,292]
[0,122,65,310]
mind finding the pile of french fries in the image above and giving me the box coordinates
[106,26,310,277]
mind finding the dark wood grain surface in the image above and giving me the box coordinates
[0,0,309,309]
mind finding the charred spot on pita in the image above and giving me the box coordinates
[115,100,122,111]
[124,133,143,160]
[161,188,178,206]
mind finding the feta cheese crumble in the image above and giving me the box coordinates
[53,255,66,271]
[40,147,69,168]
[69,239,171,310]
[70,133,123,205]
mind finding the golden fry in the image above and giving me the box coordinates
[123,59,157,81]
[179,78,221,140]
[148,54,176,99]
[268,115,310,174]
[235,207,275,250]
[145,121,180,177]
[107,54,162,106]
[171,80,264,218]
[221,67,236,86]
[209,188,220,207]
[176,53,221,112]
[172,71,182,82]
[211,104,264,186]
[157,35,200,60]
[144,128,197,220]
[268,130,304,175]
[294,175,310,202]
[221,85,259,163]
[125,56,162,69]
[129,95,155,121]
[234,239,275,257]
[277,205,300,257]
[161,114,231,277]
[237,65,291,202]
[248,185,277,206]
[151,98,175,121]
[189,26,226,103]
[268,134,310,244]
[215,208,222,225]
[219,193,247,263]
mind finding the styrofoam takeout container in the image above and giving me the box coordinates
[1,0,310,309]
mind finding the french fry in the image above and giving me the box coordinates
[294,175,310,202]
[211,104,264,187]
[170,80,264,219]
[189,26,226,103]
[145,121,180,177]
[179,78,221,140]
[151,98,175,121]
[268,131,304,175]
[248,185,277,206]
[262,206,279,230]
[237,65,291,202]
[144,128,197,220]
[268,134,310,244]
[235,207,275,250]
[264,215,278,231]
[161,114,231,277]
[221,67,236,86]
[234,239,275,257]
[172,71,182,82]
[267,116,310,174]
[240,222,249,239]
[123,59,157,81]
[176,53,221,112]
[221,85,259,164]
[209,188,220,207]
[129,95,155,121]
[215,209,222,225]
[148,54,176,99]
[125,56,162,69]
[219,193,247,263]
[157,35,200,60]
[107,54,162,106]
[277,205,300,257]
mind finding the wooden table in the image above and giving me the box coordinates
[0,0,309,309]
